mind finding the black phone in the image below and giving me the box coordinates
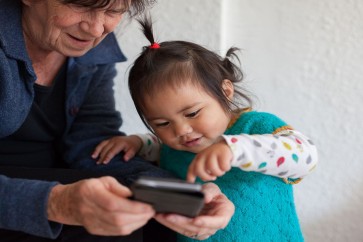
[130,176,205,217]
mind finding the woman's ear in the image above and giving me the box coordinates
[22,0,40,6]
[22,0,31,6]
[222,79,234,100]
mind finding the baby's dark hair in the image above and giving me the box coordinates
[129,16,253,130]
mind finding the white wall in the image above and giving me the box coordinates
[115,0,363,241]
[115,0,222,134]
[223,1,363,241]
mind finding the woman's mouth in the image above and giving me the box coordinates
[67,34,93,48]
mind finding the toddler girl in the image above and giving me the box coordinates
[93,16,318,242]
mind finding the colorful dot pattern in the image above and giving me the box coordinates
[222,129,317,183]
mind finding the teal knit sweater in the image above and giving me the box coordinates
[160,111,303,242]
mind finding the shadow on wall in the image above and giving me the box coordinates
[302,184,363,242]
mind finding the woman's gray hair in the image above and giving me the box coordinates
[59,0,156,16]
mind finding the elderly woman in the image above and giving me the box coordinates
[0,0,234,241]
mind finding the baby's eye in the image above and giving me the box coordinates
[155,121,170,127]
[185,109,201,118]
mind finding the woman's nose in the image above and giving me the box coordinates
[80,12,105,37]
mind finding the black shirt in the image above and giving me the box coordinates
[0,63,66,168]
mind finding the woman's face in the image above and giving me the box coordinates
[21,0,126,56]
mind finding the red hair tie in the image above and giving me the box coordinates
[150,42,160,49]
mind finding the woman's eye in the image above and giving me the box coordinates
[69,4,90,13]
[186,110,200,118]
[106,9,125,16]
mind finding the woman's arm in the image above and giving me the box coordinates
[0,175,62,238]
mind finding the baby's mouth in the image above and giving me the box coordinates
[183,137,202,147]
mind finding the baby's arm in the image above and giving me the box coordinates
[187,129,317,184]
[222,129,318,183]
[133,133,162,162]
[92,133,161,164]
[187,141,233,182]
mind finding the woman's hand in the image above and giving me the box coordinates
[154,182,235,240]
[92,135,143,164]
[47,176,155,236]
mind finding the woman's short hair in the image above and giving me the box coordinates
[59,0,156,16]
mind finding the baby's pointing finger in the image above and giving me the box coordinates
[186,165,197,183]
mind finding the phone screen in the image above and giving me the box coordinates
[130,177,204,217]
[135,177,202,191]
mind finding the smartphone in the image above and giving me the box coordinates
[130,176,205,217]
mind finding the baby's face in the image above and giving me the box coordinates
[143,82,232,153]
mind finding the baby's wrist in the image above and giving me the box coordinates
[215,136,227,144]
[217,136,234,160]
[129,135,143,152]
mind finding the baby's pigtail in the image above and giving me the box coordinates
[137,14,159,49]
[223,47,243,82]
[223,47,254,111]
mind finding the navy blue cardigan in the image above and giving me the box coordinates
[0,0,173,238]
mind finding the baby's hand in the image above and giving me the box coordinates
[186,141,233,183]
[92,135,143,164]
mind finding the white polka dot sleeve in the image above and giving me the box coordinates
[221,130,318,183]
[135,133,161,162]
